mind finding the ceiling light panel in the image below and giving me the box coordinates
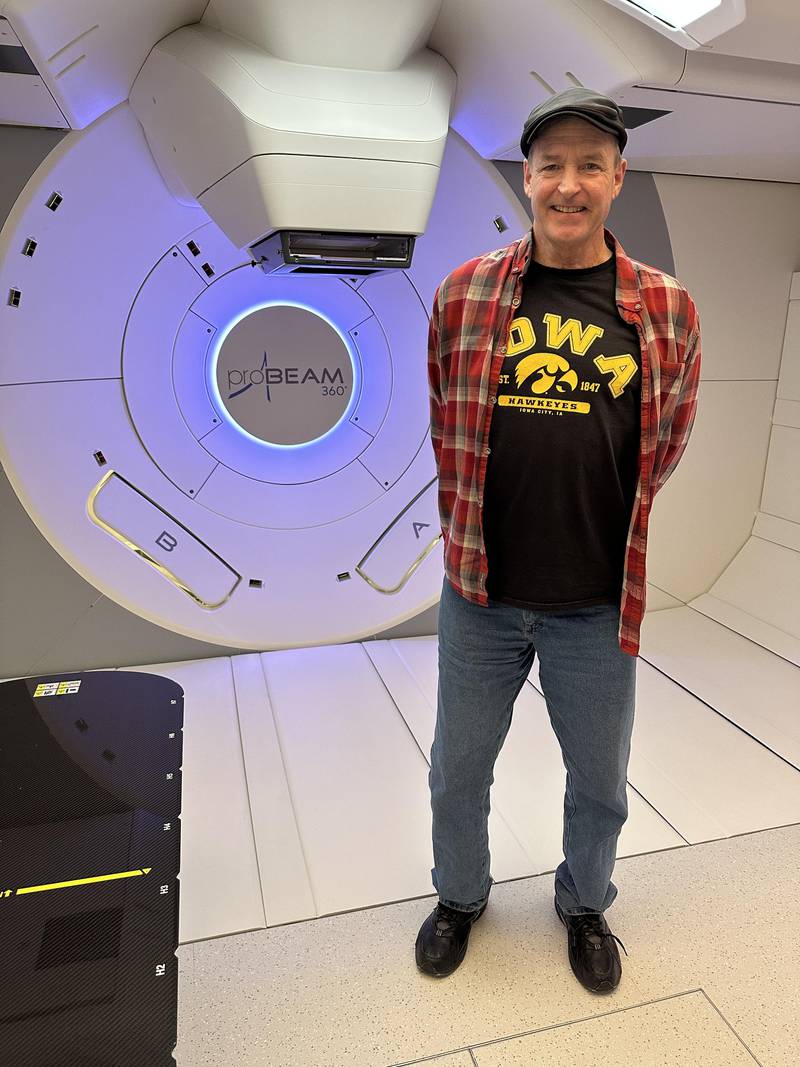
[597,0,747,48]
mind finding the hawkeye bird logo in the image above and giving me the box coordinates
[515,353,578,395]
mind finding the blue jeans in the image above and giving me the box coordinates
[430,576,637,916]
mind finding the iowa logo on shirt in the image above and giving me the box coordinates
[505,313,638,404]
[515,353,577,394]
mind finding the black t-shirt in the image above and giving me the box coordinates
[482,251,641,610]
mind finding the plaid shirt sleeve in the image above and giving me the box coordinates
[427,282,450,539]
[651,313,702,498]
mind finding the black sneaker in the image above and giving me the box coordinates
[554,896,628,993]
[415,900,487,977]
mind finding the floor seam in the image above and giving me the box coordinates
[385,989,737,1066]
[257,652,321,918]
[227,656,269,930]
[697,988,765,1066]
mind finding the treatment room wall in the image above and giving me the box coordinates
[1,123,798,676]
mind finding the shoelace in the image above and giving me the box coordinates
[434,905,474,936]
[572,913,629,957]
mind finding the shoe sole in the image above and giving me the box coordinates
[415,901,487,978]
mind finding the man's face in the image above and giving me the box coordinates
[523,116,626,256]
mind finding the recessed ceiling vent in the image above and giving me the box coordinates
[619,104,673,132]
[251,230,415,278]
[0,34,38,76]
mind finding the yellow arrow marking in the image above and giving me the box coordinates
[15,868,152,895]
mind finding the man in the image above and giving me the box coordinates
[416,88,702,993]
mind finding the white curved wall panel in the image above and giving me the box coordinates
[700,539,800,648]
[0,102,533,652]
[647,380,777,605]
[654,172,798,389]
[776,282,800,402]
[763,426,800,527]
[688,271,800,658]
[0,0,208,130]
[753,512,800,556]
[643,173,800,635]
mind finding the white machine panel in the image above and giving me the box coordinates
[348,315,393,438]
[172,312,222,442]
[128,24,455,247]
[352,272,432,488]
[193,457,387,531]
[357,481,442,594]
[0,73,67,128]
[88,471,242,609]
[0,98,532,649]
[0,105,203,385]
[122,247,218,497]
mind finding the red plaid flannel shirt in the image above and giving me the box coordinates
[427,226,702,657]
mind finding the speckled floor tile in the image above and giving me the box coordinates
[584,823,800,1066]
[173,824,800,1067]
[395,1055,475,1067]
[471,990,758,1065]
[174,880,649,1065]
[175,943,197,1044]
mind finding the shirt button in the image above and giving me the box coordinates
[499,345,507,354]
[635,303,642,310]
[512,297,520,307]
[484,446,491,456]
[490,395,497,404]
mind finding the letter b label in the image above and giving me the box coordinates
[156,531,178,552]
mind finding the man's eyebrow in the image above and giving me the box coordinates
[539,151,606,161]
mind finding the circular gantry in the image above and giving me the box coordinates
[0,105,529,647]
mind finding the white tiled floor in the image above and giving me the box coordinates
[173,823,799,1066]
[125,603,800,1064]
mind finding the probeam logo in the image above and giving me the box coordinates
[34,680,81,697]
[214,306,354,445]
[227,351,345,400]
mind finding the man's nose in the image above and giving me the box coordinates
[557,168,582,192]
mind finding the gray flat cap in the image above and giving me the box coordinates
[520,87,627,158]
